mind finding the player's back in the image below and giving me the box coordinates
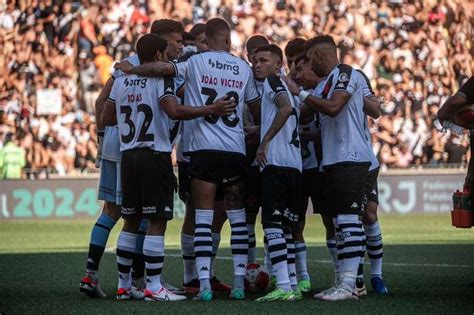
[110,74,173,153]
[176,50,260,155]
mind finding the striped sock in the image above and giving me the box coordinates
[364,222,383,278]
[357,225,367,282]
[295,241,310,281]
[144,235,164,292]
[247,224,257,264]
[263,236,274,276]
[336,214,364,291]
[227,209,248,289]
[210,232,221,278]
[132,219,148,280]
[263,223,291,291]
[86,213,116,276]
[181,233,197,284]
[194,209,213,291]
[116,231,137,290]
[284,228,297,289]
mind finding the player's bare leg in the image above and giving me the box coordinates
[292,219,311,293]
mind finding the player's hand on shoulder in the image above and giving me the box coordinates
[114,60,134,74]
[281,75,300,96]
[209,96,237,116]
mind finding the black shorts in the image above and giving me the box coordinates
[121,149,176,220]
[301,168,328,217]
[365,167,379,206]
[323,162,370,217]
[178,161,224,202]
[189,150,247,186]
[261,166,302,225]
[245,165,261,213]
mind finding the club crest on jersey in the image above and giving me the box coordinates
[338,73,349,82]
[208,59,240,75]
[124,77,147,88]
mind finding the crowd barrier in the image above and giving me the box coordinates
[0,169,465,220]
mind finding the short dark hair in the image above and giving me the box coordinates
[246,35,269,54]
[136,34,168,63]
[303,35,336,51]
[284,38,306,58]
[150,19,184,36]
[294,54,309,67]
[254,44,283,61]
[190,23,206,37]
[182,31,195,42]
[205,18,230,39]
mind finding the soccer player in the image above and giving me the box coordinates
[115,18,261,301]
[284,35,373,301]
[292,54,326,293]
[243,34,268,267]
[252,44,303,302]
[189,23,208,52]
[101,33,236,301]
[79,19,188,298]
[284,38,306,78]
[355,69,389,295]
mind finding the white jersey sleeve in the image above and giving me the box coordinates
[112,55,140,80]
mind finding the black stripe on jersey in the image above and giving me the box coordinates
[321,75,334,99]
[163,76,175,96]
[334,64,353,94]
[169,121,180,143]
[267,74,288,102]
[107,97,115,104]
[356,69,375,96]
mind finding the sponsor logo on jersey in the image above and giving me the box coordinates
[208,59,240,75]
[124,77,148,88]
[143,206,157,214]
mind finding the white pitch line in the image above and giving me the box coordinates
[104,247,474,269]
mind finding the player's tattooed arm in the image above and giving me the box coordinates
[363,96,381,119]
[114,60,175,77]
[160,96,237,120]
[256,93,293,167]
[101,100,117,126]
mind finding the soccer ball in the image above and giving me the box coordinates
[244,263,270,292]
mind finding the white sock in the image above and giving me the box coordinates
[181,233,196,284]
[247,224,257,264]
[194,209,213,291]
[116,231,137,290]
[326,237,338,284]
[336,214,363,290]
[210,232,221,278]
[295,241,310,281]
[357,224,367,281]
[264,236,274,276]
[227,209,248,289]
[263,223,291,291]
[284,228,297,289]
[143,235,164,292]
[364,222,383,278]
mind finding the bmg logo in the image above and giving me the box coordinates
[208,59,240,75]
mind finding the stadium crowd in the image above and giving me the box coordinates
[0,0,472,178]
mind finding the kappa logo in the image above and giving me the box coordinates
[273,209,282,216]
[165,87,173,93]
[200,266,209,271]
[336,82,345,88]
[289,272,296,277]
[164,206,173,212]
[372,189,377,195]
[237,263,246,269]
[350,202,358,209]
[146,278,152,283]
[208,58,240,75]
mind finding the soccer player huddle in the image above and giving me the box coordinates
[79,17,389,302]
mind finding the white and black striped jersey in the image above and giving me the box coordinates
[260,74,302,172]
[172,50,261,155]
[299,89,319,170]
[356,69,380,171]
[108,74,176,153]
[319,64,373,167]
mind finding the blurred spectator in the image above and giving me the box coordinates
[0,0,473,177]
[0,132,26,179]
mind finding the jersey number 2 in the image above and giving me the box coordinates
[120,104,154,144]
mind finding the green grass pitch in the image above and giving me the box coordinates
[1,214,473,314]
